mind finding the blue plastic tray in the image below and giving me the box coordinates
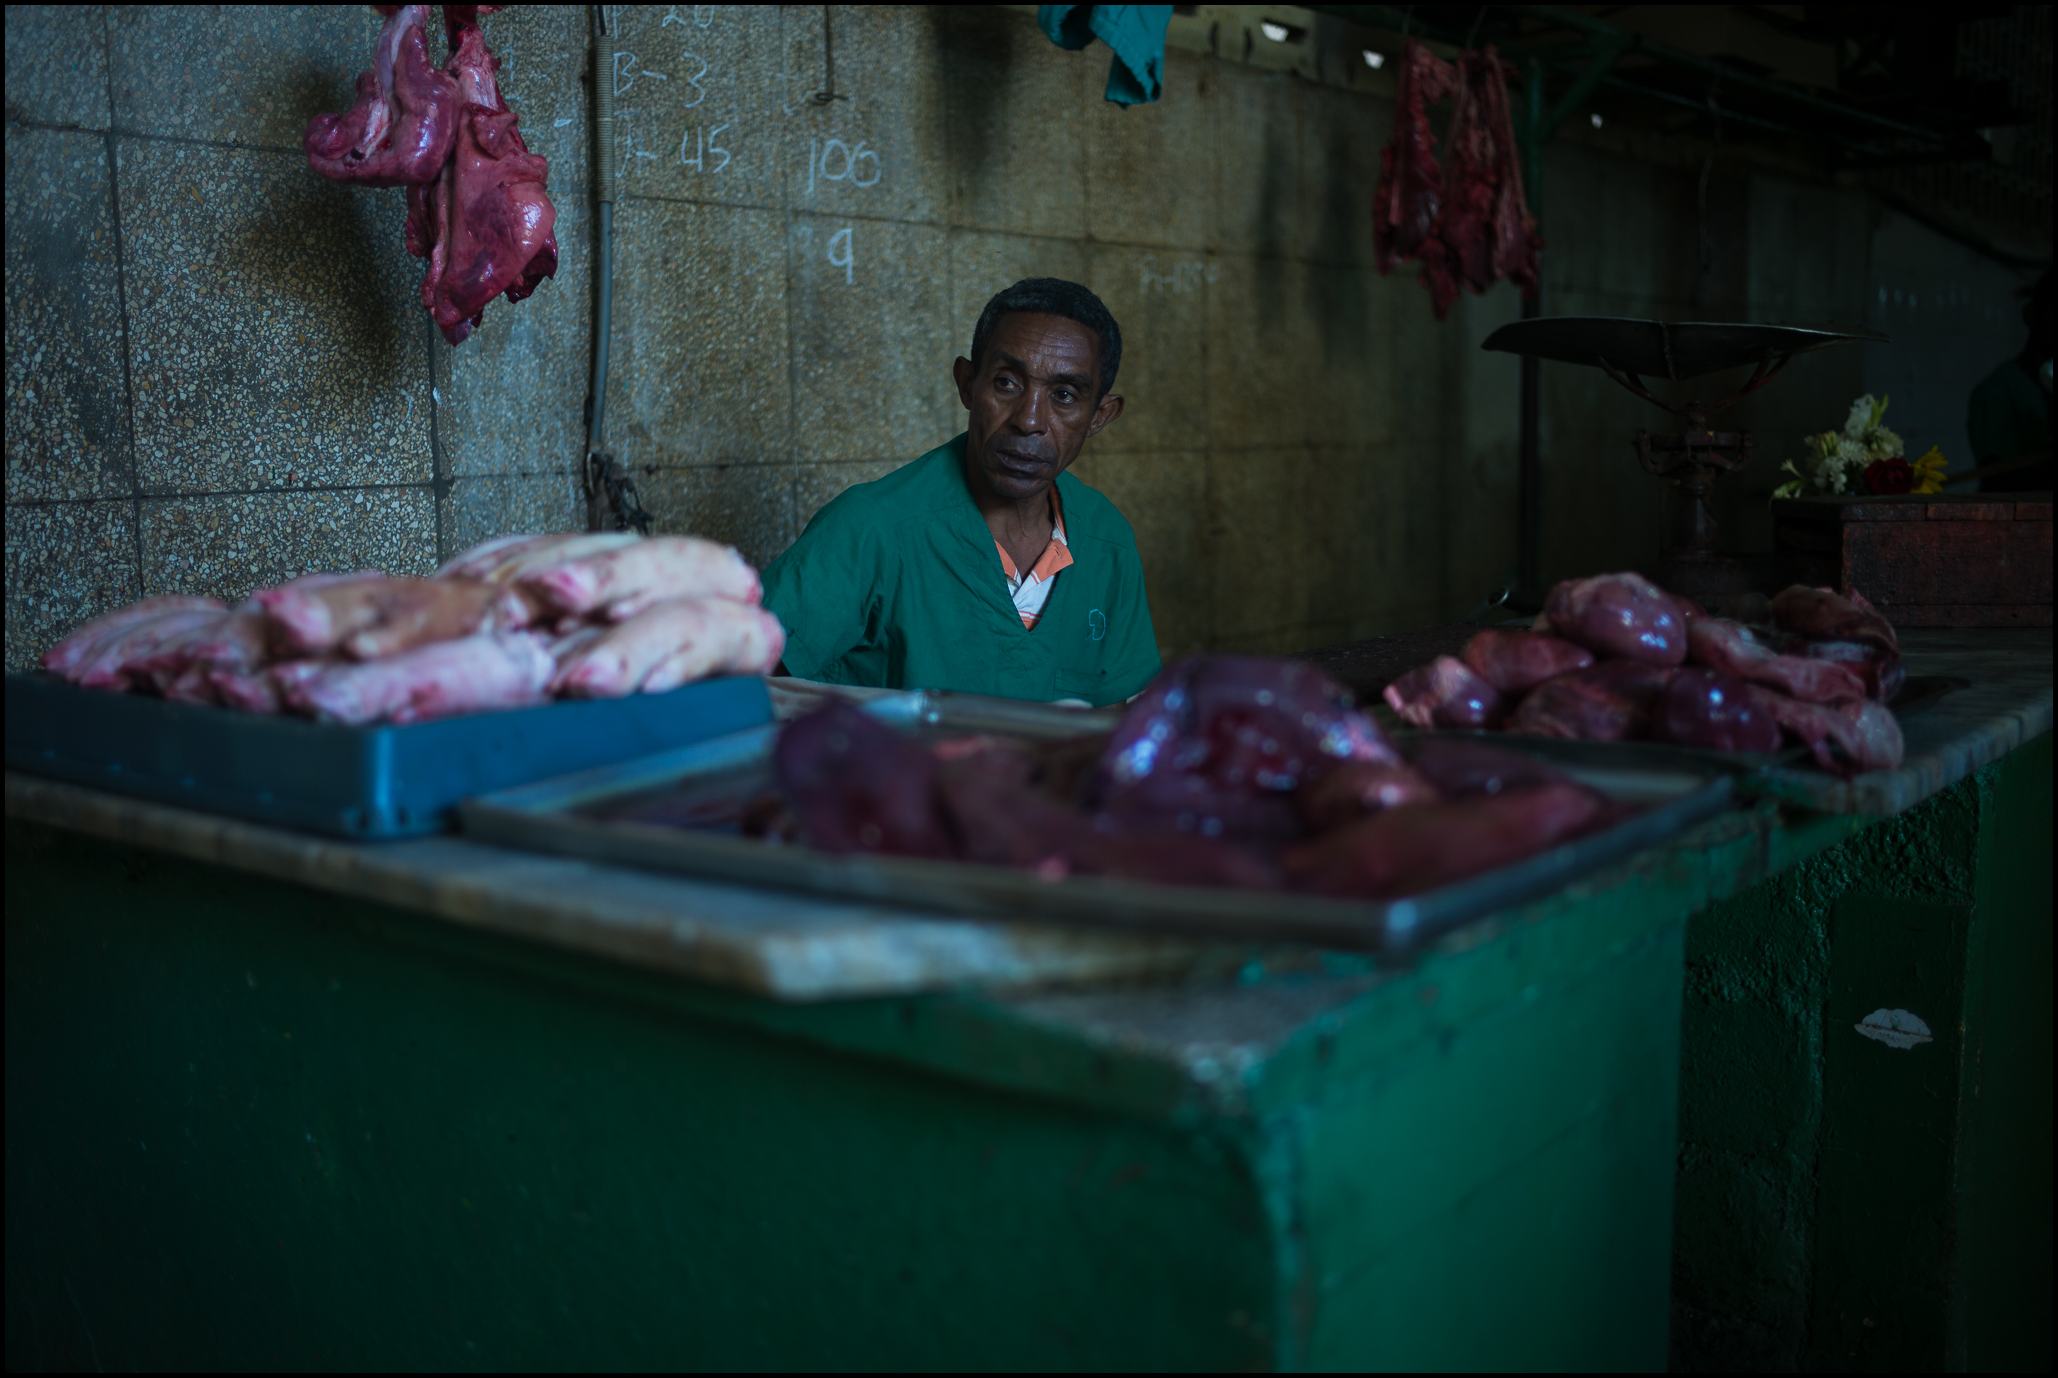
[4,671,773,840]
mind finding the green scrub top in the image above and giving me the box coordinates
[762,435,1162,707]
[1966,357,2053,492]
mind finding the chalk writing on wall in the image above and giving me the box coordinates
[807,138,883,193]
[1138,256,1218,294]
[679,125,732,174]
[828,227,855,285]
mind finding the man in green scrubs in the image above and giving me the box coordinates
[762,279,1162,707]
[1966,269,2052,493]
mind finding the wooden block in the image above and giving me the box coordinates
[1842,521,2053,607]
[1770,497,1925,524]
[1926,501,2015,521]
[1870,604,2052,629]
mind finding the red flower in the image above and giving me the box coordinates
[1863,456,1914,495]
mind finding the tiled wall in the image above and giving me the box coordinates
[8,4,1962,674]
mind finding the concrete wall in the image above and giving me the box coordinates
[3,4,2015,674]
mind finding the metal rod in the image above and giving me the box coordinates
[1524,4,1962,143]
[586,7,618,531]
[1539,33,1626,141]
[1305,4,1965,149]
[1516,54,1544,607]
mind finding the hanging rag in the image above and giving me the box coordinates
[1038,5,1175,107]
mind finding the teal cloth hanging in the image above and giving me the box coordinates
[1038,5,1175,107]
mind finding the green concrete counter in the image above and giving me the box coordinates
[6,782,1771,1371]
[5,629,2048,1371]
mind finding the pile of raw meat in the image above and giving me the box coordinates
[40,534,784,727]
[1384,573,1906,778]
[1373,40,1542,320]
[305,4,555,345]
[630,657,1640,905]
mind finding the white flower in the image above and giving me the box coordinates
[1844,395,1879,441]
[1868,424,1903,460]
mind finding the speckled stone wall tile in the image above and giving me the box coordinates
[1299,84,1387,269]
[1203,254,1311,449]
[1303,262,1389,448]
[483,1,591,194]
[937,8,1087,239]
[1085,49,1214,250]
[4,500,140,671]
[5,4,111,130]
[791,458,907,532]
[635,464,795,572]
[1067,450,1210,657]
[949,230,1090,373]
[116,141,431,495]
[1081,242,1209,456]
[610,198,790,465]
[1210,65,1300,259]
[1442,290,1523,609]
[108,3,383,150]
[781,6,949,227]
[439,195,589,478]
[605,4,785,209]
[441,471,581,561]
[1208,446,1321,641]
[788,213,955,464]
[5,127,132,502]
[139,488,436,602]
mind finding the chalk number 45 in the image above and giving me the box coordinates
[680,124,732,174]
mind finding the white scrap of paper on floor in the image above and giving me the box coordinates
[1855,1007,1934,1050]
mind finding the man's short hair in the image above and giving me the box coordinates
[970,278,1123,398]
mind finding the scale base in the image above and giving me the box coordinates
[1659,551,1769,621]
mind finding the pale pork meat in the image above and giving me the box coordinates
[130,604,272,697]
[553,597,784,698]
[437,532,639,584]
[280,632,554,726]
[42,597,224,679]
[209,668,288,715]
[71,608,235,690]
[256,573,518,658]
[521,537,763,619]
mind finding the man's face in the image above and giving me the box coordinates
[953,312,1123,504]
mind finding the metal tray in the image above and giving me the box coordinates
[1401,673,1966,816]
[458,693,1738,955]
[4,671,774,840]
[1479,317,1880,382]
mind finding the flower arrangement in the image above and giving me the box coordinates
[1772,394,1947,499]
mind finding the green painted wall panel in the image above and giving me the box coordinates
[1961,731,2053,1373]
[6,831,1283,1372]
[7,803,1705,1373]
[1307,1085,1677,1372]
[1672,732,2053,1373]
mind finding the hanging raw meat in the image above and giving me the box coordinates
[306,5,553,346]
[1372,41,1542,319]
[303,5,458,186]
[406,13,558,345]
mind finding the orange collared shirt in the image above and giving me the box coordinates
[994,491,1074,629]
